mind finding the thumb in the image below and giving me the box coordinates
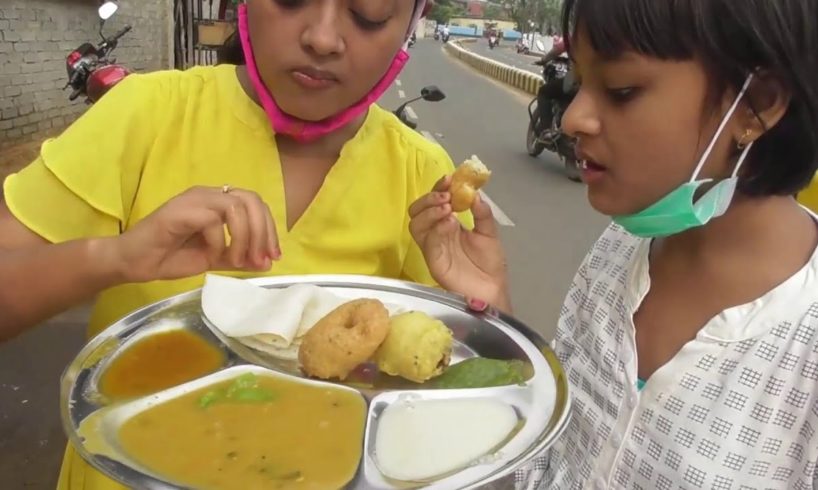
[471,193,498,237]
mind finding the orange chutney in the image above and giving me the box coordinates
[117,374,367,490]
[99,329,225,400]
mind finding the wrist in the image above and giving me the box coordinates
[87,237,130,287]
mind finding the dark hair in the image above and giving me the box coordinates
[217,29,244,65]
[562,0,818,196]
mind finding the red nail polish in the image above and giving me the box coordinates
[469,299,488,311]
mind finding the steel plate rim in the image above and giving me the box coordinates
[60,273,572,489]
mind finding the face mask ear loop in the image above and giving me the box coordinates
[731,142,754,178]
[689,74,755,183]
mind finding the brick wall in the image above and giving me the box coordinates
[0,0,171,148]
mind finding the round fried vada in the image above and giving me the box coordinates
[298,299,390,380]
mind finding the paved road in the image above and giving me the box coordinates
[465,39,544,75]
[381,40,608,332]
[0,38,609,488]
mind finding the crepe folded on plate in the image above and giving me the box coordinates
[201,275,406,360]
[201,275,349,360]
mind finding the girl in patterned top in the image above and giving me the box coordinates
[410,0,818,488]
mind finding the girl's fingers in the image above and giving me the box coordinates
[219,195,251,268]
[433,175,453,193]
[467,297,489,312]
[232,191,275,268]
[471,194,498,238]
[409,192,451,219]
[200,221,227,265]
[262,205,280,261]
[410,204,453,241]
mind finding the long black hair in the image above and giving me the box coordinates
[562,0,818,196]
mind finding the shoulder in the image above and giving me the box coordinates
[106,64,228,107]
[367,105,456,175]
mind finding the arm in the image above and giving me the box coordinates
[540,39,567,65]
[0,187,279,342]
[0,207,123,341]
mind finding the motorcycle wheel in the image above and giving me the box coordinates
[526,120,546,157]
[563,157,582,182]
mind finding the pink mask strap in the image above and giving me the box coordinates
[238,4,411,142]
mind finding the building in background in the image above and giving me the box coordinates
[0,0,173,149]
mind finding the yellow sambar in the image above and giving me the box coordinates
[117,373,366,490]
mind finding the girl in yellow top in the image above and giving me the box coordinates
[0,0,477,488]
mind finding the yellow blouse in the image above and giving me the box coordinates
[3,65,470,489]
[798,173,818,214]
[4,64,470,338]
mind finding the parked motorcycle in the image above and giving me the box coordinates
[442,32,450,43]
[408,32,417,48]
[394,86,446,130]
[526,51,581,182]
[64,1,132,104]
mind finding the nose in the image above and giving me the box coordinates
[301,3,345,57]
[562,86,601,139]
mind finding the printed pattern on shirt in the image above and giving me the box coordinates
[514,224,818,489]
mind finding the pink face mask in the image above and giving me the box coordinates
[237,2,426,142]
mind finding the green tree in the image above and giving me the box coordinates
[428,0,466,24]
[484,4,508,20]
[504,0,563,33]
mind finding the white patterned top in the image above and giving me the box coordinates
[515,219,818,490]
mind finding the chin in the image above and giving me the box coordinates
[586,188,634,218]
[276,96,353,122]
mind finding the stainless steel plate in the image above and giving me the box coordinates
[61,275,571,489]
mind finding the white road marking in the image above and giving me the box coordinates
[395,79,402,87]
[398,90,406,99]
[421,132,516,228]
[405,106,418,121]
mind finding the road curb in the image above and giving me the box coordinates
[444,40,543,96]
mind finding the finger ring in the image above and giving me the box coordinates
[222,184,232,194]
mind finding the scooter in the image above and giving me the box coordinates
[525,44,581,181]
[394,86,446,130]
[488,35,499,49]
[64,1,132,104]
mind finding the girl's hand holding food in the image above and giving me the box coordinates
[111,186,280,283]
[409,177,511,312]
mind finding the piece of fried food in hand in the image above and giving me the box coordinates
[299,299,390,380]
[374,311,454,383]
[450,155,491,212]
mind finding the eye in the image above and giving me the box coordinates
[350,10,389,31]
[606,87,640,104]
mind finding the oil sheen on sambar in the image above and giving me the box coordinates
[99,329,225,400]
[117,374,366,489]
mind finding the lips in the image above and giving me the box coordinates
[291,66,339,90]
[575,147,608,183]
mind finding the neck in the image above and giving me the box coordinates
[236,65,366,158]
[659,195,817,266]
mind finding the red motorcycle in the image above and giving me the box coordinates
[64,1,132,104]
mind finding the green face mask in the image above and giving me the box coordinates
[613,74,755,239]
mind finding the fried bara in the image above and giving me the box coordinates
[298,299,390,380]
